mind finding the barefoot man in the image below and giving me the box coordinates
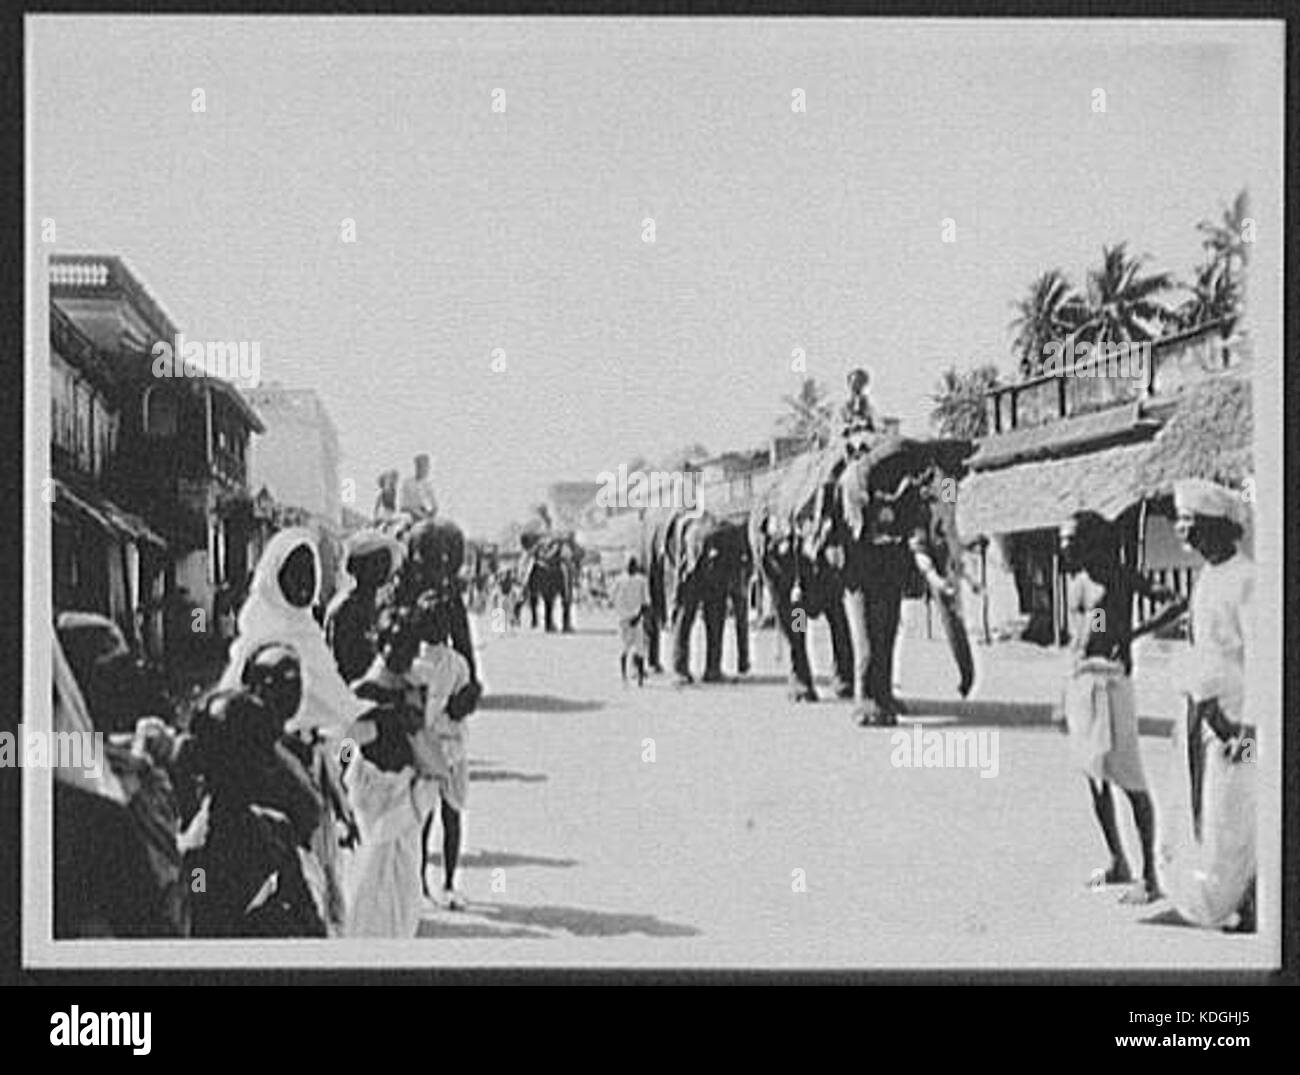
[1058,510,1185,905]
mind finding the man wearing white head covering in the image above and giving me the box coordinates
[1157,478,1256,930]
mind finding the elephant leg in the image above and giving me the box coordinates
[672,596,697,682]
[867,582,905,717]
[731,579,751,675]
[562,587,574,633]
[645,608,663,672]
[936,588,975,697]
[529,589,539,629]
[776,591,816,701]
[824,593,855,699]
[701,595,726,682]
[544,586,556,632]
[843,586,874,714]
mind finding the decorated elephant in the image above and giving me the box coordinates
[751,435,974,719]
[642,507,752,684]
[832,435,975,725]
[520,530,581,633]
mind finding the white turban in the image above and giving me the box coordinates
[1173,479,1248,526]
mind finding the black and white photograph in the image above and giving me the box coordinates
[17,11,1287,989]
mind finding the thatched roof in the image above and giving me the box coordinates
[958,441,1152,536]
[1138,375,1253,494]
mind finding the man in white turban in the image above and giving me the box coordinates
[1157,478,1256,930]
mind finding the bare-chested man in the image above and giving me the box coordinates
[1059,510,1184,905]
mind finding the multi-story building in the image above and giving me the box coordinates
[50,254,265,659]
[48,301,168,654]
[242,384,344,601]
[955,320,1251,645]
[546,480,605,531]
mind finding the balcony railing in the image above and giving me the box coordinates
[212,445,247,488]
[987,327,1237,435]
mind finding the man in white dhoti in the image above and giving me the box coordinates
[1158,479,1256,931]
[1058,512,1183,905]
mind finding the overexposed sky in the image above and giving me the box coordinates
[29,17,1278,537]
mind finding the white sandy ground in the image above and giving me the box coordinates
[349,608,1275,969]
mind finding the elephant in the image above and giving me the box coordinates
[520,531,580,633]
[749,447,856,702]
[642,507,752,684]
[832,435,975,725]
[750,435,974,718]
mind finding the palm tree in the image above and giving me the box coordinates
[778,377,834,448]
[1071,244,1177,348]
[1008,269,1088,378]
[1174,258,1240,333]
[1190,189,1249,330]
[929,363,1001,440]
[1198,189,1250,275]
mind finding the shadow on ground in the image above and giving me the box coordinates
[470,768,549,783]
[898,698,1174,737]
[415,917,549,940]
[480,693,606,714]
[428,849,579,870]
[473,902,700,938]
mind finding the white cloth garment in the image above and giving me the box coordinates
[217,527,369,737]
[1157,552,1256,928]
[407,642,472,811]
[1157,704,1256,929]
[344,756,439,937]
[1186,553,1254,723]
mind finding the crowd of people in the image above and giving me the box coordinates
[49,414,1258,941]
[53,448,489,939]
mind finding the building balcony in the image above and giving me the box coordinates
[985,321,1239,437]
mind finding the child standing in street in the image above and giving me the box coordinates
[610,556,650,687]
[405,598,475,910]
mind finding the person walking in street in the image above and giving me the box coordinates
[611,555,650,686]
[1158,479,1256,931]
[404,597,475,910]
[399,453,439,521]
[1057,510,1183,906]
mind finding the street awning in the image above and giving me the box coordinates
[956,441,1152,537]
[53,480,167,547]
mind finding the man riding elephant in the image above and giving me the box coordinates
[832,435,975,726]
